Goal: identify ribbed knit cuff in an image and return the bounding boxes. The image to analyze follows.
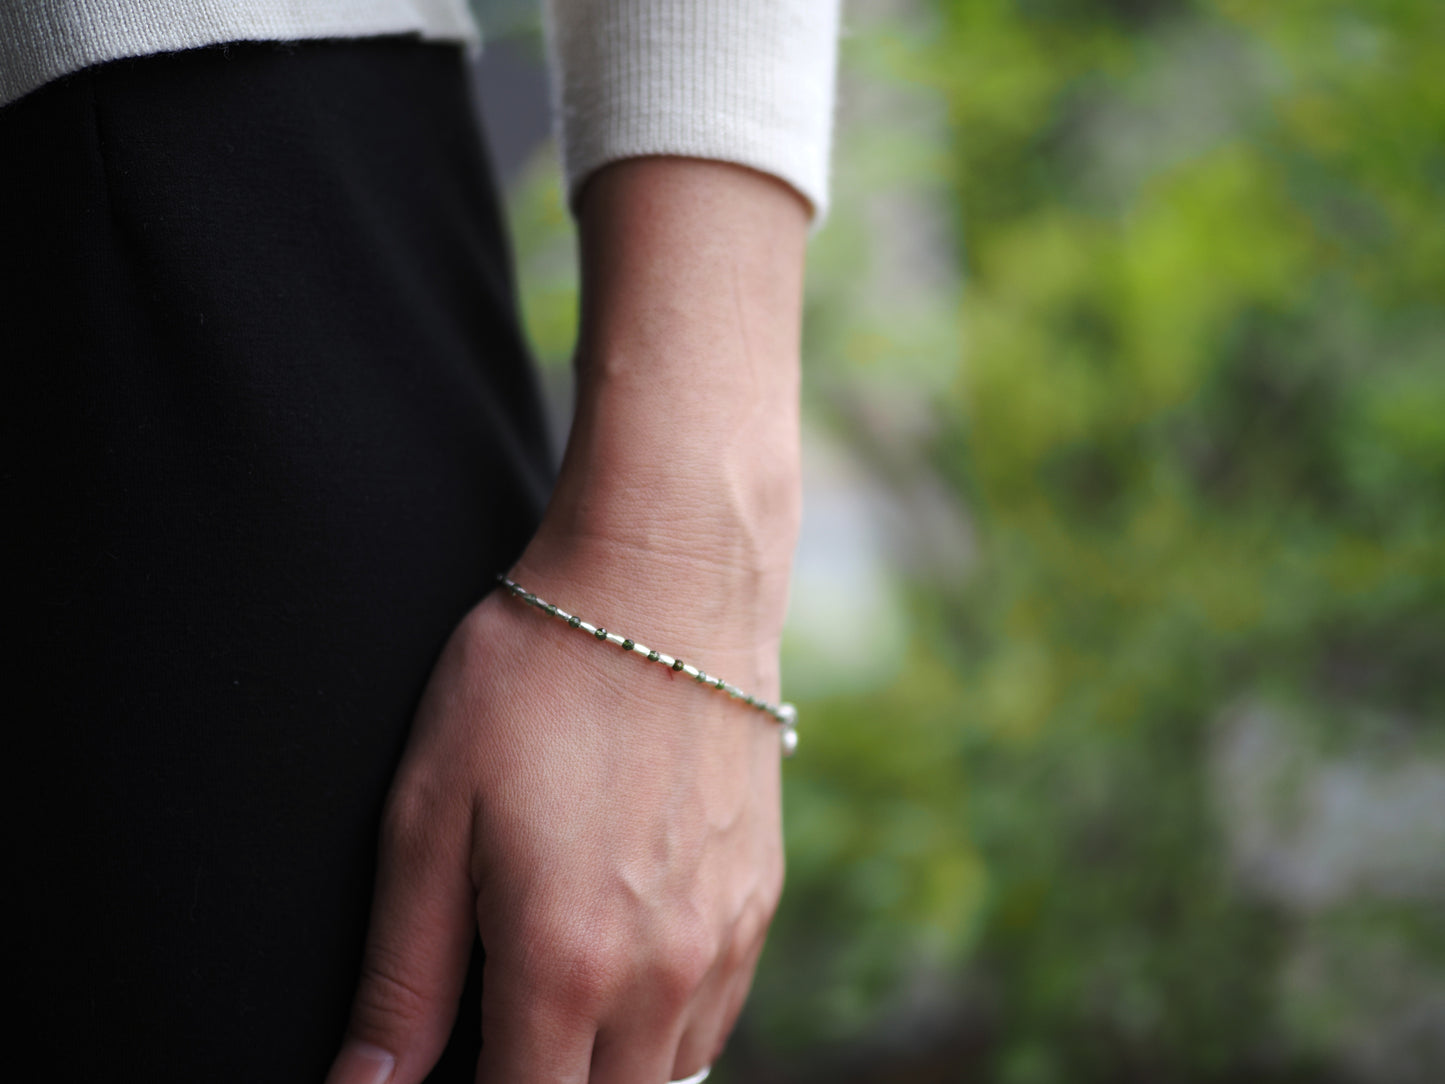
[543,0,839,224]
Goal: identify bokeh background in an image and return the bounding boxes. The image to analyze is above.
[471,1,1445,1080]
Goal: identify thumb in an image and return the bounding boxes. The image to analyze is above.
[327,781,476,1084]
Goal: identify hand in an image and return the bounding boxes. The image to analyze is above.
[325,544,787,1083]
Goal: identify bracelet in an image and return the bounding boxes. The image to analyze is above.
[496,575,799,756]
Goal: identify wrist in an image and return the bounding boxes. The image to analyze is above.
[498,544,790,704]
[513,400,799,669]
[506,156,809,662]
[542,358,801,566]
[519,441,799,664]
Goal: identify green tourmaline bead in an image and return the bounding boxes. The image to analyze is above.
[568,616,581,629]
[715,678,725,689]
[546,604,558,616]
[595,628,607,640]
[672,659,684,672]
[622,639,634,651]
[648,650,660,662]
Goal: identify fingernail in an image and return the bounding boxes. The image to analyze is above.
[325,1040,395,1084]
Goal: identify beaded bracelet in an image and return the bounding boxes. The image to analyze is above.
[497,575,798,756]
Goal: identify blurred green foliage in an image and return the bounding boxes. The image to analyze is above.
[505,1,1445,1079]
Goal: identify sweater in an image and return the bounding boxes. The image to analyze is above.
[0,0,839,217]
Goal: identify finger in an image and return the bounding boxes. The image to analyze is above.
[473,963,596,1084]
[327,781,475,1084]
[671,932,765,1079]
[668,946,734,1080]
[717,936,767,1061]
[589,1018,688,1084]
[587,925,717,1084]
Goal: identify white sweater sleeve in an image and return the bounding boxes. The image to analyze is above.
[542,0,841,222]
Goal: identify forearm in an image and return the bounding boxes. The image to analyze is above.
[518,155,810,660]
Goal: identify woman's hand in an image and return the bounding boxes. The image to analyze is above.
[326,546,787,1083]
[327,157,811,1083]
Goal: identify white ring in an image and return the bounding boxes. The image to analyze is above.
[670,1068,710,1084]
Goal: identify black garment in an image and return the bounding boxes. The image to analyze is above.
[2,37,552,1081]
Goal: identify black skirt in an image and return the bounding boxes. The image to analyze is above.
[2,36,553,1081]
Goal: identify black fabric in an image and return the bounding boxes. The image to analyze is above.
[1,37,553,1081]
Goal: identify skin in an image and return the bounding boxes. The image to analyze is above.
[325,155,810,1084]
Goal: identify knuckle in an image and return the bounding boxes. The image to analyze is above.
[654,924,719,1005]
[766,854,786,911]
[723,910,764,972]
[719,932,750,976]
[756,882,783,938]
[350,951,437,1039]
[721,888,780,974]
[536,928,623,1018]
[523,915,734,1019]
[559,953,616,1016]
[379,777,453,868]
